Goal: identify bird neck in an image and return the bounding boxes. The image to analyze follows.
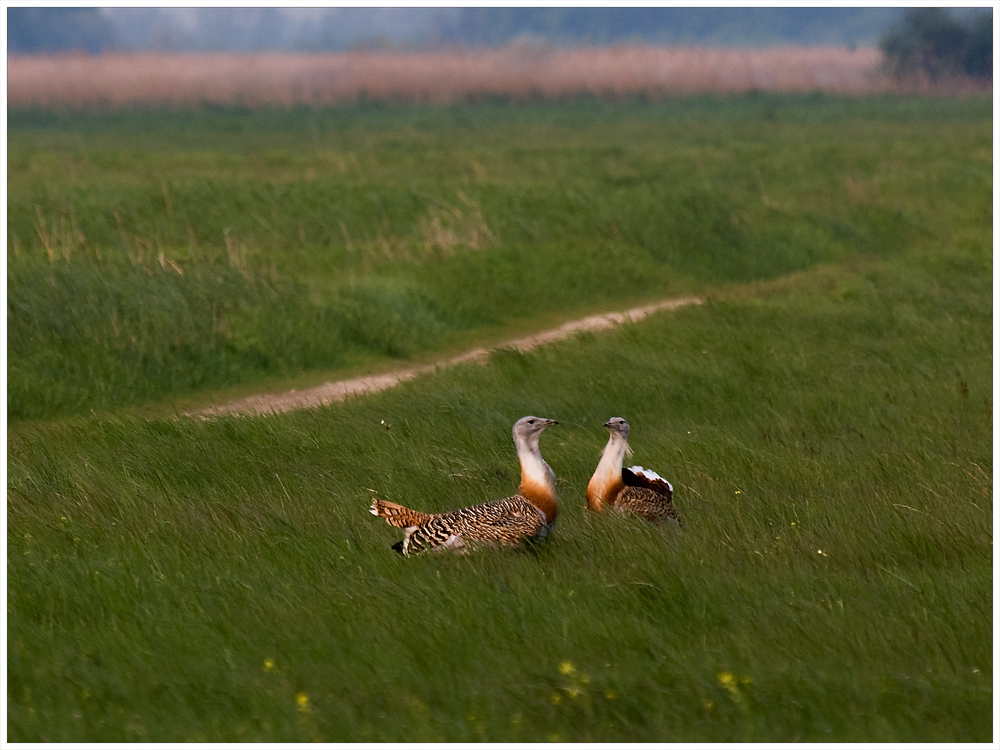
[586,433,628,511]
[515,435,558,524]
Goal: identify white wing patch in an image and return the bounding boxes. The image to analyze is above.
[628,465,674,493]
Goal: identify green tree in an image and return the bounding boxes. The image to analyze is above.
[962,12,993,79]
[880,8,992,80]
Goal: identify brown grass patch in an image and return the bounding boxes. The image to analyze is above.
[7,46,895,108]
[418,192,496,256]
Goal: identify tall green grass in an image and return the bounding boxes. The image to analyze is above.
[8,95,991,420]
[7,237,992,741]
[7,98,992,739]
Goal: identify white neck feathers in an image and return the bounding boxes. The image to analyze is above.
[596,432,628,479]
[514,431,557,523]
[587,432,629,510]
[514,432,555,492]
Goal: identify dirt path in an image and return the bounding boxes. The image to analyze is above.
[188,296,702,418]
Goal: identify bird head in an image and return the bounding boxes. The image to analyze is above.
[604,417,631,440]
[513,416,558,447]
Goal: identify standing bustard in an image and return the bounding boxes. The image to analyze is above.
[586,417,680,525]
[370,416,559,554]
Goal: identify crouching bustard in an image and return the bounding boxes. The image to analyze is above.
[370,416,559,554]
[586,417,680,525]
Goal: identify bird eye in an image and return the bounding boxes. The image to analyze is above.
[528,419,535,424]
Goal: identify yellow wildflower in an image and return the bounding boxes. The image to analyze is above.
[296,692,310,712]
[558,661,575,675]
[718,672,752,700]
[718,671,740,699]
[550,692,562,705]
[604,690,616,700]
[566,688,581,699]
[263,659,275,672]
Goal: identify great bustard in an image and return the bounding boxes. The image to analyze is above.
[586,417,679,525]
[370,416,559,554]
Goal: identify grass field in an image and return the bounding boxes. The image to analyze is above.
[7,95,991,421]
[6,95,993,741]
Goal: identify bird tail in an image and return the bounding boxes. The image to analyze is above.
[370,497,433,528]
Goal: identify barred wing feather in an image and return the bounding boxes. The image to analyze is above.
[619,465,680,525]
[372,494,549,555]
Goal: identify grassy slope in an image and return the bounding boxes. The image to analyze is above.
[7,96,992,741]
[7,95,991,420]
[7,240,992,741]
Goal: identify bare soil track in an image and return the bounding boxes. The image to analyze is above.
[189,296,702,418]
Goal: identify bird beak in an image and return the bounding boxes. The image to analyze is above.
[603,420,613,428]
[546,419,559,427]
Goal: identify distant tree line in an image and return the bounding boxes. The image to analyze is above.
[5,5,993,75]
[880,8,992,80]
[9,7,906,54]
[7,8,119,54]
[439,7,903,47]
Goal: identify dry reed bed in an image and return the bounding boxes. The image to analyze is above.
[7,46,887,108]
